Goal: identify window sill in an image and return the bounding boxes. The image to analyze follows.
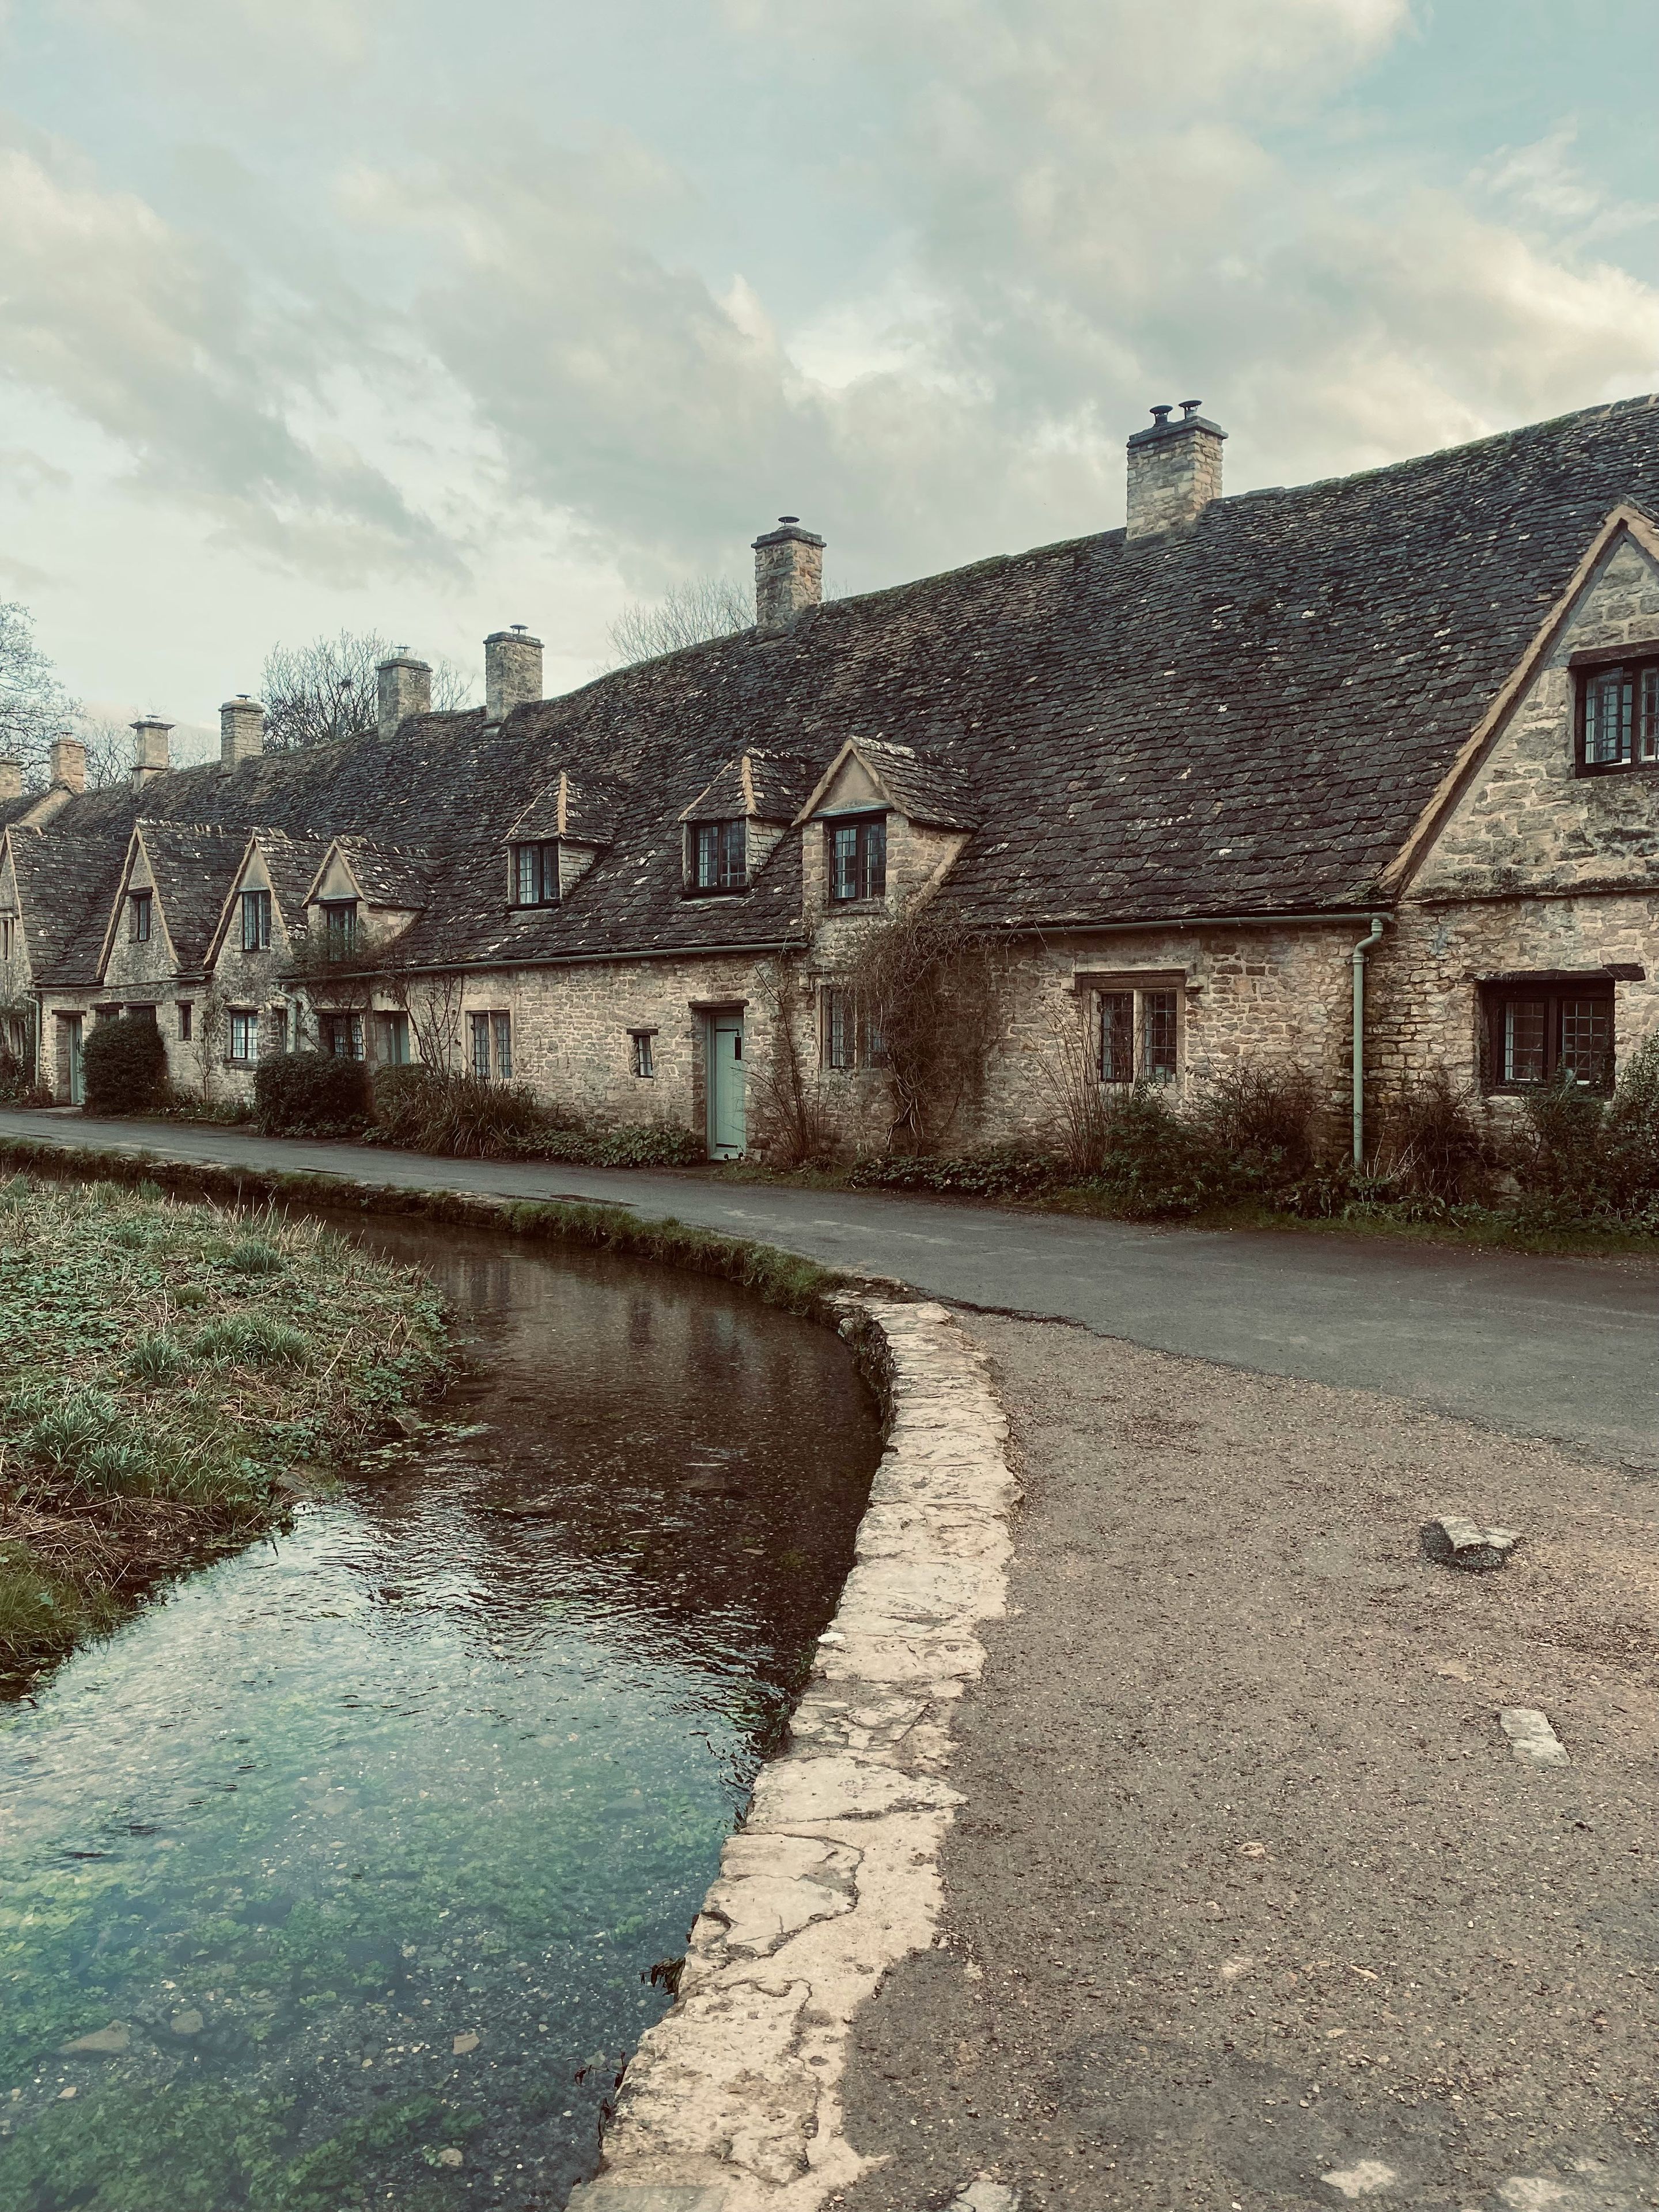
[1575,759,1659,780]
[505,902,559,914]
[682,886,750,900]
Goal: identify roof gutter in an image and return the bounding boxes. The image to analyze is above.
[1005,908,1392,940]
[291,936,805,982]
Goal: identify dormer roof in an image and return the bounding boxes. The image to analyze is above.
[504,770,624,848]
[679,750,821,827]
[96,821,248,980]
[302,837,435,911]
[794,739,980,832]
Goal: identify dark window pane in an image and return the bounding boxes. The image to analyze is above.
[827,988,855,1068]
[1558,997,1610,1085]
[1585,669,1634,765]
[1644,669,1659,764]
[1143,990,1178,1084]
[491,1013,512,1080]
[1100,991,1134,1083]
[1502,1000,1546,1084]
[860,820,886,899]
[830,824,858,900]
[469,1013,490,1080]
[720,819,747,889]
[695,825,718,889]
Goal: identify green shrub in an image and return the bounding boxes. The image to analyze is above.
[81,1013,168,1115]
[369,1065,544,1156]
[1377,1070,1494,1204]
[255,1051,370,1137]
[1080,1083,1218,1218]
[0,1040,46,1105]
[1193,1066,1320,1185]
[191,1315,310,1369]
[847,1149,1059,1199]
[368,1063,703,1166]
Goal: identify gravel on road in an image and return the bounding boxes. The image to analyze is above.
[834,1315,1659,2212]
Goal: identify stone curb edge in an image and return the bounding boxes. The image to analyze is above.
[568,1294,1020,2212]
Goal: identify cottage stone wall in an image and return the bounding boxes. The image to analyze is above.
[1415,532,1659,902]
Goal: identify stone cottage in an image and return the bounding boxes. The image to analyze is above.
[4,393,1659,1162]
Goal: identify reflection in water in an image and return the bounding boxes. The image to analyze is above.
[0,1222,879,2212]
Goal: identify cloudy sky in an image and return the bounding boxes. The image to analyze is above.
[3,0,1659,750]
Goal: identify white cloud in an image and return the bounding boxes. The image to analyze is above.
[0,123,454,581]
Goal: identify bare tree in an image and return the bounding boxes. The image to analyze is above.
[259,630,476,752]
[0,602,77,789]
[606,577,752,668]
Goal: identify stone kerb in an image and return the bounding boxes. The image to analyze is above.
[567,1296,1019,2212]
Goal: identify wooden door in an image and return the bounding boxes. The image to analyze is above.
[708,1016,747,1158]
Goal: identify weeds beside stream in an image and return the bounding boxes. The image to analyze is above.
[0,1175,448,1685]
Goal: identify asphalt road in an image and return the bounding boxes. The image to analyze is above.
[3,1108,1656,1466]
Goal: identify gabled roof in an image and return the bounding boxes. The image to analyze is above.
[13,391,1659,966]
[504,771,624,848]
[795,738,980,832]
[5,820,133,988]
[315,836,436,910]
[679,750,821,827]
[120,823,251,977]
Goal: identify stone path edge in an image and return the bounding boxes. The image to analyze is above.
[0,1133,1021,2211]
[568,1293,1019,2212]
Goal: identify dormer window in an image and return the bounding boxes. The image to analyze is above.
[688,820,747,895]
[128,891,152,943]
[323,900,358,959]
[241,889,271,951]
[827,816,885,902]
[512,840,559,907]
[1579,657,1659,774]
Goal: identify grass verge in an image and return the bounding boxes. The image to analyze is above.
[0,1136,860,1315]
[0,1172,449,1687]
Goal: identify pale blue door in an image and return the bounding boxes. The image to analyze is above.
[709,1016,746,1158]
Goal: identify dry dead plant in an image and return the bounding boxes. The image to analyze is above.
[842,906,1010,1152]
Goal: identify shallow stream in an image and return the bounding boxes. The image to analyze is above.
[0,1217,880,2211]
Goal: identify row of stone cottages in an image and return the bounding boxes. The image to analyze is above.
[3,393,1658,1162]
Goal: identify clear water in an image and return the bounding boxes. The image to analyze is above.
[0,1219,880,2212]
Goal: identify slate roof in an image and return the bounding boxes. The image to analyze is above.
[832,740,981,831]
[680,751,823,826]
[504,772,624,848]
[16,391,1659,979]
[6,821,130,987]
[132,824,252,975]
[329,838,435,909]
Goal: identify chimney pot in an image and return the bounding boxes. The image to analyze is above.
[376,652,432,740]
[752,516,825,631]
[484,628,543,721]
[50,736,86,794]
[0,759,22,803]
[1126,400,1225,540]
[131,716,173,791]
[220,696,266,768]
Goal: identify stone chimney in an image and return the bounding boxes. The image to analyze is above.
[50,736,86,793]
[1126,400,1225,539]
[131,717,173,791]
[752,517,824,631]
[220,696,266,768]
[484,627,542,722]
[377,650,432,739]
[0,760,21,802]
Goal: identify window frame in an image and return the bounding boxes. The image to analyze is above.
[377,1012,410,1066]
[825,814,887,904]
[820,984,885,1071]
[630,1029,656,1079]
[321,900,359,959]
[241,888,272,952]
[1480,976,1616,1096]
[128,890,152,944]
[510,840,560,908]
[1,915,17,962]
[1577,653,1659,777]
[469,1010,512,1082]
[227,1008,259,1065]
[686,819,748,896]
[320,1012,365,1061]
[1084,977,1183,1089]
[177,1001,193,1043]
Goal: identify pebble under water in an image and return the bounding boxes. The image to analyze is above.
[0,1217,881,2212]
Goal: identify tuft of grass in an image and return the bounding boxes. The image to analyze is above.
[0,1175,449,1683]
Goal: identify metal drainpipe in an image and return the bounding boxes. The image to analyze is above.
[1351,914,1387,1166]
